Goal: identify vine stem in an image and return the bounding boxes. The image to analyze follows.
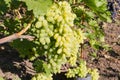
[17,22,31,36]
[0,22,34,44]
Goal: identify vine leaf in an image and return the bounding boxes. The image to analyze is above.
[83,0,112,22]
[83,0,106,11]
[21,0,53,17]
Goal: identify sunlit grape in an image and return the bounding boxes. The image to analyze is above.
[57,48,62,54]
[42,20,48,27]
[35,21,42,28]
[45,37,50,44]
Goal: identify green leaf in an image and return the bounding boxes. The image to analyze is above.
[83,0,111,22]
[10,39,36,58]
[83,0,107,11]
[33,60,51,74]
[20,0,53,17]
[34,60,44,72]
[83,0,97,9]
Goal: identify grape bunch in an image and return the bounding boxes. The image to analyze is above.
[11,1,85,78]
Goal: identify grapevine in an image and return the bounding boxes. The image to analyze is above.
[10,1,85,79]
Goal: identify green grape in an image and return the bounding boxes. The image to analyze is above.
[35,21,42,28]
[49,48,53,52]
[38,16,45,21]
[44,45,48,49]
[45,28,50,33]
[68,56,77,66]
[39,37,45,45]
[39,33,46,37]
[59,40,63,47]
[58,27,63,33]
[47,64,51,69]
[41,29,46,33]
[57,48,62,54]
[63,42,70,48]
[48,31,54,37]
[32,47,37,52]
[42,20,48,27]
[63,48,68,54]
[55,41,59,47]
[45,37,50,44]
[54,14,60,21]
[61,37,66,43]
[56,36,61,42]
[48,24,54,30]
[56,16,63,22]
[46,17,55,24]
[65,36,71,42]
